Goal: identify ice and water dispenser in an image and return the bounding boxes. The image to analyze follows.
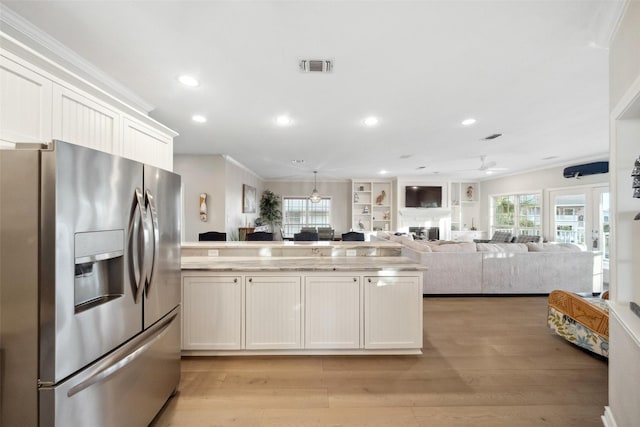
[74,229,124,312]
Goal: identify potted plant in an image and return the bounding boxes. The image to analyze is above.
[259,190,282,233]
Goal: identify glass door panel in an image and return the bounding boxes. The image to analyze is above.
[552,192,587,245]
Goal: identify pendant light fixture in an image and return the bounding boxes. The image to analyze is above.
[309,171,321,203]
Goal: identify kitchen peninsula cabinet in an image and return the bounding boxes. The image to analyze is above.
[182,275,242,350]
[181,244,425,356]
[304,276,361,349]
[245,275,302,349]
[364,275,422,349]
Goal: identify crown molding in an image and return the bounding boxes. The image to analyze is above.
[222,155,264,181]
[0,3,154,113]
[592,0,631,49]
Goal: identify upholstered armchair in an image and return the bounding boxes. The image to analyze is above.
[547,290,609,357]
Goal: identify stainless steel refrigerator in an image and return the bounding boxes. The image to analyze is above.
[0,140,181,427]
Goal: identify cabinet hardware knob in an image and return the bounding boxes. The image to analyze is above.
[353,278,357,282]
[368,278,372,283]
[248,278,252,283]
[234,278,238,283]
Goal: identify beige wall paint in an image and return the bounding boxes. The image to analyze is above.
[265,180,351,235]
[478,163,609,236]
[610,1,640,109]
[174,154,226,241]
[607,3,640,426]
[225,157,264,240]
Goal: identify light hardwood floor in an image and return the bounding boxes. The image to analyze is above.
[152,297,608,426]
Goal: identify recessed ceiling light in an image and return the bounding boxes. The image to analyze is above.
[276,115,292,126]
[486,170,494,175]
[461,118,476,126]
[379,170,388,174]
[178,75,199,87]
[363,117,379,126]
[192,115,207,123]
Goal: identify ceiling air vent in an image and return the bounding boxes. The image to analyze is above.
[299,59,333,73]
[483,133,503,140]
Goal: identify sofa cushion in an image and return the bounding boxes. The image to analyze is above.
[403,239,432,252]
[514,235,541,243]
[390,234,414,243]
[489,231,513,243]
[476,243,528,253]
[431,242,477,252]
[526,242,582,252]
[376,231,392,240]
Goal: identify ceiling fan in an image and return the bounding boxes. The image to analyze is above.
[477,155,508,173]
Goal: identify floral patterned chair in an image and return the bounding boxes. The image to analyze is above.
[547,290,609,357]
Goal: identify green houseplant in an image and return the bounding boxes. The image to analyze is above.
[259,190,282,233]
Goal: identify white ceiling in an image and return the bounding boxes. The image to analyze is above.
[1,0,623,181]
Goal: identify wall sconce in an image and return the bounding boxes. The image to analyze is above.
[200,193,207,222]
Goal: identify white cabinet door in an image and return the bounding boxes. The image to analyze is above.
[245,275,301,349]
[122,116,173,170]
[52,83,120,154]
[0,56,52,145]
[304,276,361,349]
[364,275,423,349]
[182,275,242,350]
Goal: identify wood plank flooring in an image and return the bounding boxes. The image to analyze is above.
[151,297,608,426]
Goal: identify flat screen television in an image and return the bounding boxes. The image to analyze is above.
[405,186,442,208]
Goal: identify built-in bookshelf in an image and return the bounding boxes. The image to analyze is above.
[351,180,392,232]
[450,182,484,241]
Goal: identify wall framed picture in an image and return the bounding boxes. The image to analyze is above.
[242,184,256,213]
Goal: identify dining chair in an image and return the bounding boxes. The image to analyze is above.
[341,231,365,241]
[198,231,227,241]
[294,232,319,241]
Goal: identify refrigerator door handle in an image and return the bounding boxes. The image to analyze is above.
[145,189,160,294]
[132,188,147,304]
[65,309,178,398]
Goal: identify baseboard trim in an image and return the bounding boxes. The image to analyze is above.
[602,406,618,427]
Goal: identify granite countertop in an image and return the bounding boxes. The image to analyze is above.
[181,256,427,272]
[182,241,402,249]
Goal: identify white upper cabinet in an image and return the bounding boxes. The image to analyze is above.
[122,116,173,171]
[52,83,121,154]
[0,56,52,146]
[0,48,176,169]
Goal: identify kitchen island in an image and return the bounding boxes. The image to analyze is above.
[181,241,426,356]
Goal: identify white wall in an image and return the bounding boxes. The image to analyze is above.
[174,154,226,241]
[265,180,351,235]
[175,154,265,241]
[607,3,640,426]
[224,156,264,240]
[478,163,609,238]
[610,2,640,109]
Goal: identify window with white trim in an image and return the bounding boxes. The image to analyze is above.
[282,197,331,237]
[490,193,542,237]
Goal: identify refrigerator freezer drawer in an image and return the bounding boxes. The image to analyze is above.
[39,306,181,427]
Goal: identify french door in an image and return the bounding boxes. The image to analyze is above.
[549,185,609,256]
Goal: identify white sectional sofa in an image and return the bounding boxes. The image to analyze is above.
[375,233,602,294]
